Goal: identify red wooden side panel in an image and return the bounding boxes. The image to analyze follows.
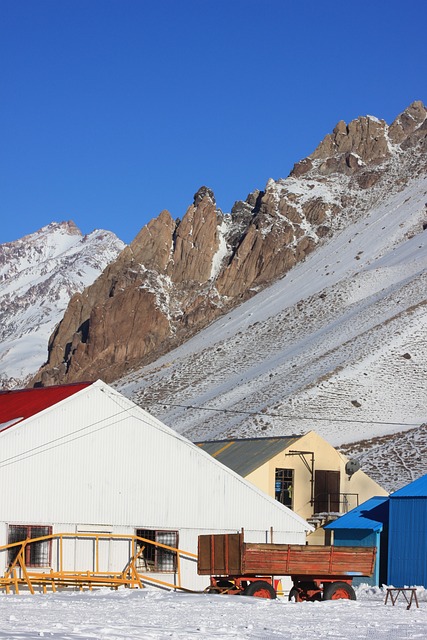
[198,534,242,575]
[197,534,376,579]
[241,544,376,577]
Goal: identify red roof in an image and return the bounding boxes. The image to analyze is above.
[0,382,93,431]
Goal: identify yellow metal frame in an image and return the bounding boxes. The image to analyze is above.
[0,532,197,595]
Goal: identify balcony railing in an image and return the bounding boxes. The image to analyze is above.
[313,492,359,516]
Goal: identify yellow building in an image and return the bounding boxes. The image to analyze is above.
[197,430,387,544]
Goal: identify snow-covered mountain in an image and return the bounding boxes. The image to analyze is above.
[113,103,427,492]
[115,173,426,445]
[0,221,125,389]
[32,102,427,395]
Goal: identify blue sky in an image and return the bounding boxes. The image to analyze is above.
[1,0,426,245]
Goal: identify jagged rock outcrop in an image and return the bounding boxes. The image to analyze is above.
[0,222,124,389]
[34,188,225,386]
[33,101,427,386]
[389,100,427,147]
[292,100,427,181]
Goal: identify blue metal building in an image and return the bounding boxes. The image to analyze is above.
[325,496,389,586]
[388,474,427,587]
[326,473,427,587]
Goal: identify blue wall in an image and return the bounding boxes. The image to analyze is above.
[388,497,427,587]
[333,529,380,586]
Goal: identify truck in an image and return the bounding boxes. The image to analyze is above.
[198,533,376,601]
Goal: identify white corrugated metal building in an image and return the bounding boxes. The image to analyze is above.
[0,380,311,590]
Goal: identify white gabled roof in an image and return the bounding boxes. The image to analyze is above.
[0,379,312,534]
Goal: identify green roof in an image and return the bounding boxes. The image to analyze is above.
[196,435,300,477]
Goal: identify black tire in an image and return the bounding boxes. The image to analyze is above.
[323,581,356,601]
[243,580,276,599]
[288,586,300,602]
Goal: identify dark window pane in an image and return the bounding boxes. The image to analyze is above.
[156,531,177,572]
[137,529,156,568]
[275,468,294,508]
[136,529,177,572]
[8,526,27,565]
[8,525,52,567]
[28,527,51,566]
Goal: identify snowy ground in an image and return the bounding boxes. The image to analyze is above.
[0,587,426,640]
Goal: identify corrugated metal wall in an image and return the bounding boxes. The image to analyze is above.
[0,382,308,535]
[388,497,427,587]
[0,382,309,590]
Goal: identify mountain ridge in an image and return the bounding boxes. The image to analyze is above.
[32,101,427,390]
[114,171,427,491]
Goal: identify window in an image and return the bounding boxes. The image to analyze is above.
[8,525,52,567]
[136,529,178,572]
[275,468,294,508]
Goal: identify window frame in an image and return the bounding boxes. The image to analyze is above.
[7,524,53,568]
[135,528,178,573]
[275,468,294,509]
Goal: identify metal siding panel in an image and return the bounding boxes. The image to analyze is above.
[390,474,427,498]
[196,437,299,477]
[388,497,427,587]
[334,531,378,546]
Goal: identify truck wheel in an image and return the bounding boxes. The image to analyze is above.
[288,587,300,602]
[323,581,356,601]
[243,580,276,599]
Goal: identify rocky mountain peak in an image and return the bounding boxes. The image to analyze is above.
[291,101,427,179]
[389,100,427,147]
[193,186,216,207]
[31,102,427,388]
[61,220,81,235]
[309,114,389,173]
[128,209,175,270]
[170,186,221,284]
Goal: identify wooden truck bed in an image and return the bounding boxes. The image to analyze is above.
[198,533,376,578]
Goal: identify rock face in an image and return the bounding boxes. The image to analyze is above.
[0,222,125,389]
[33,102,427,386]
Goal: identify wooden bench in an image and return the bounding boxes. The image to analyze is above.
[385,587,419,609]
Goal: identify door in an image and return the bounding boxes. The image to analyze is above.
[314,470,340,513]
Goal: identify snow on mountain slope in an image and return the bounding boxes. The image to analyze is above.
[116,173,427,462]
[0,221,125,388]
[339,424,427,493]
